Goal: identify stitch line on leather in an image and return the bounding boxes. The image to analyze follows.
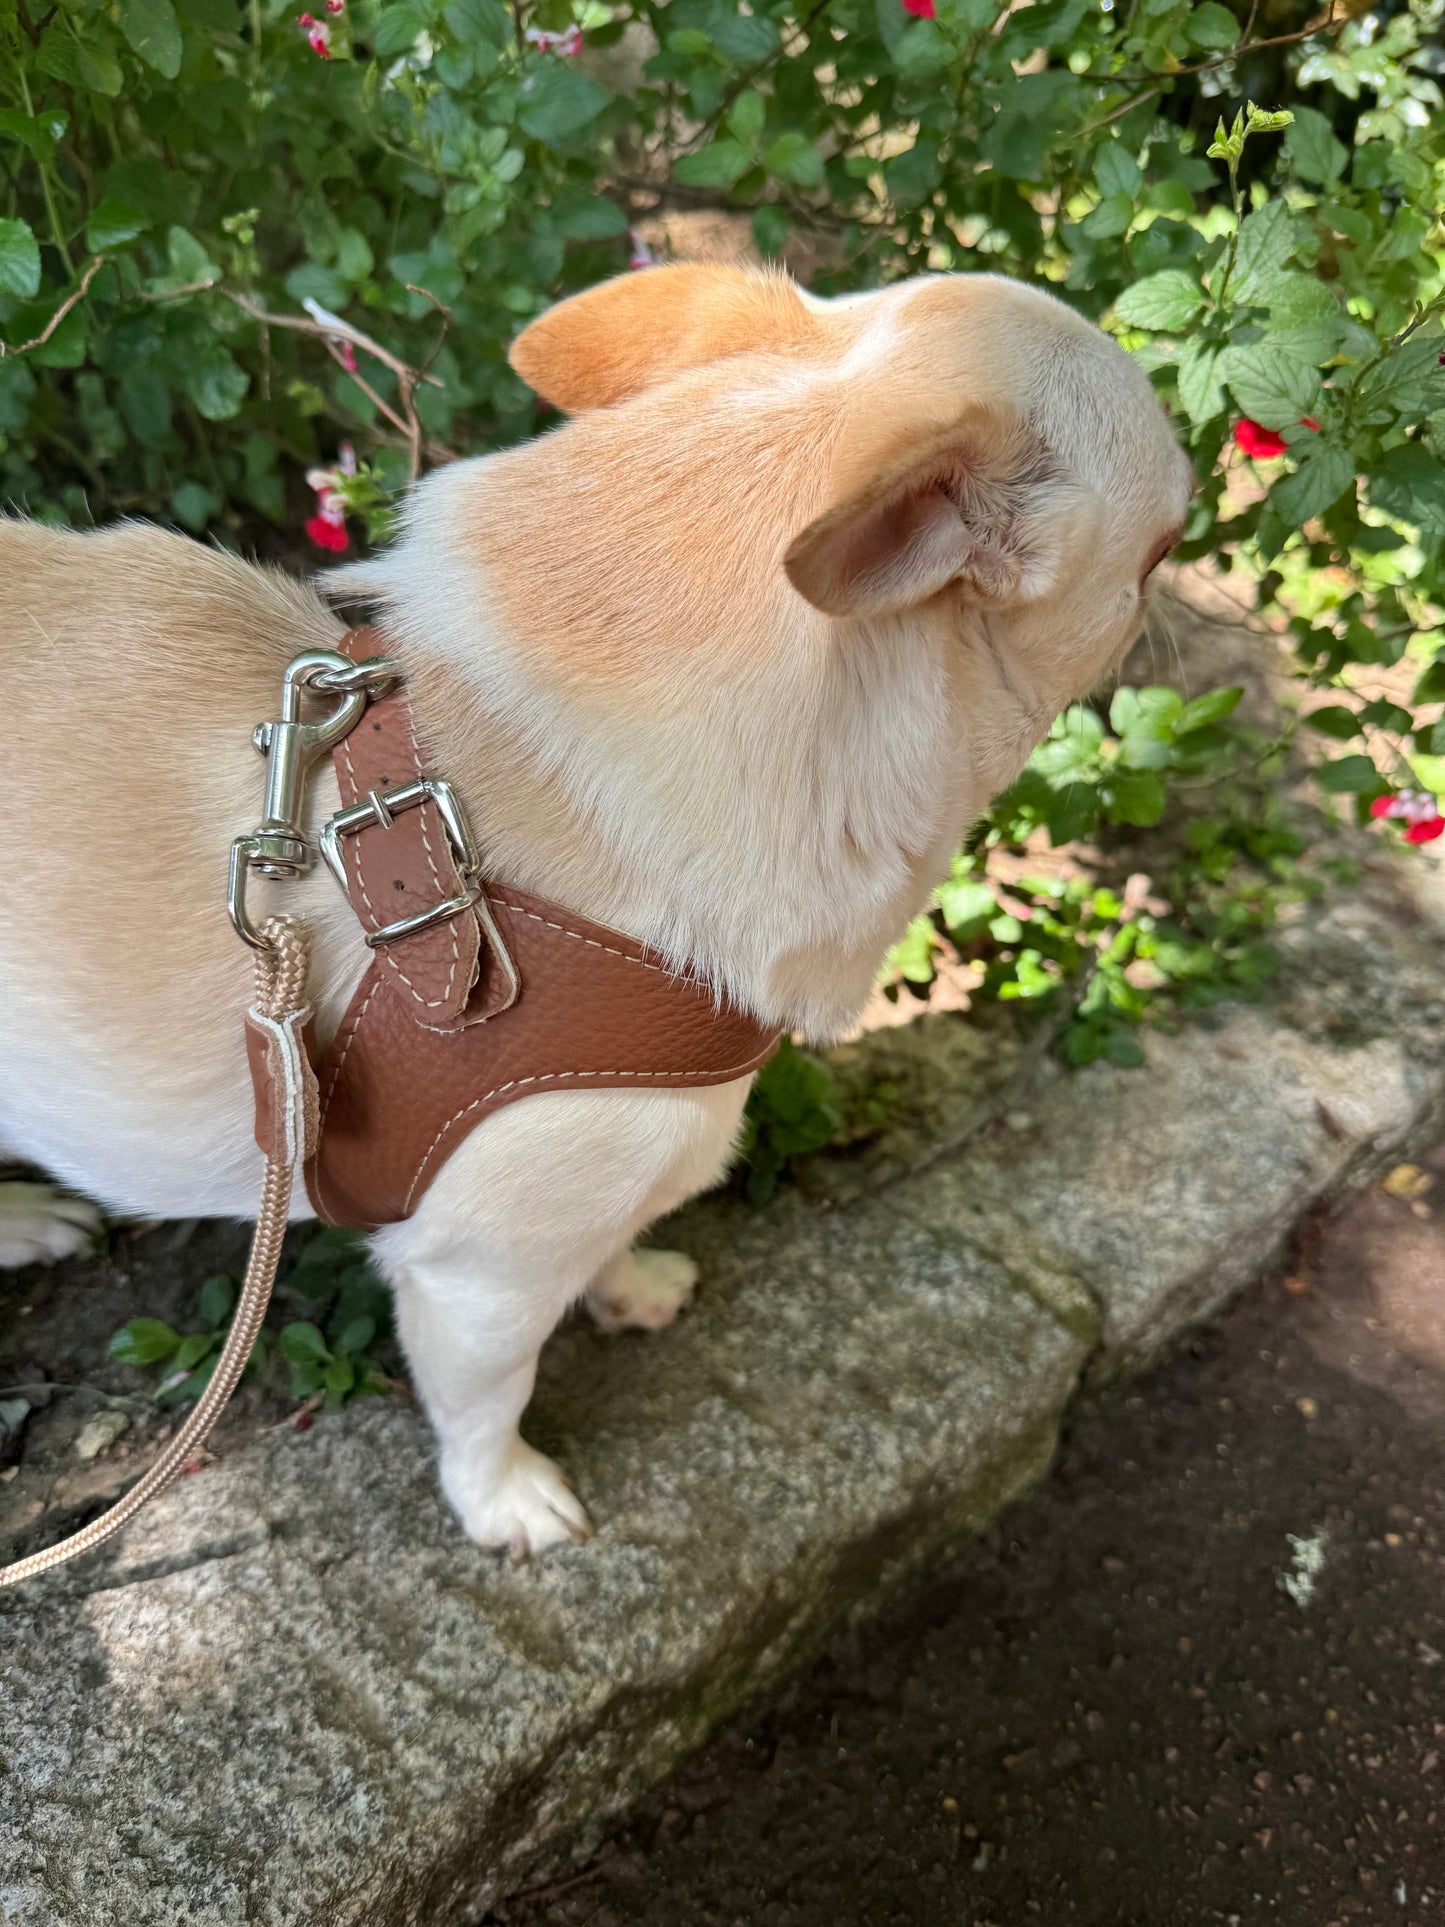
[400,1056,771,1213]
[487,898,703,984]
[335,714,462,1013]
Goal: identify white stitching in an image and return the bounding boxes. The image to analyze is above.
[487,898,693,980]
[399,1053,773,1213]
[335,694,462,1013]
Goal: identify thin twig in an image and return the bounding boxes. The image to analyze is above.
[0,254,106,359]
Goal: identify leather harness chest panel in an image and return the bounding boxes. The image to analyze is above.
[294,628,780,1230]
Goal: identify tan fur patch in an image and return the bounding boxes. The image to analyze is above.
[508,263,820,414]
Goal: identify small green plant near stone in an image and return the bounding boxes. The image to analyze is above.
[739,1037,897,1204]
[109,1227,393,1411]
[108,1271,263,1408]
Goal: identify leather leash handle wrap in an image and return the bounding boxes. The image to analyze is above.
[0,918,313,1589]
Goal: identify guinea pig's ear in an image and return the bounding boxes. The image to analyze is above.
[509,263,816,414]
[784,407,1091,619]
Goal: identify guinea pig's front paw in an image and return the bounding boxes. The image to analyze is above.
[442,1438,594,1560]
[0,1182,102,1269]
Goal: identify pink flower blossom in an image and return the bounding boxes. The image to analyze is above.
[628,226,656,271]
[297,11,331,55]
[325,0,345,13]
[526,23,582,53]
[901,0,936,15]
[337,339,358,374]
[1370,788,1444,843]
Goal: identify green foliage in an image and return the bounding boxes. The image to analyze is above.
[6,0,1445,1173]
[109,1230,393,1412]
[739,1037,895,1203]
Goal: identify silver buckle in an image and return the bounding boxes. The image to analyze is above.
[320,777,483,949]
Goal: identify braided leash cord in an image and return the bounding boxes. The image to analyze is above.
[0,916,310,1589]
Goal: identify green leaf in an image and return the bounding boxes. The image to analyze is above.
[1175,340,1224,424]
[170,480,223,529]
[284,260,347,310]
[1263,272,1338,329]
[333,1315,377,1358]
[0,220,42,302]
[1369,445,1445,535]
[1304,705,1362,740]
[1315,754,1379,794]
[372,2,430,56]
[86,198,151,251]
[120,0,183,76]
[517,63,612,143]
[196,1272,236,1329]
[280,1321,331,1366]
[173,1331,217,1371]
[1285,105,1347,185]
[1094,141,1142,200]
[1269,443,1354,525]
[0,108,68,162]
[1175,686,1243,732]
[1105,769,1167,826]
[1221,344,1321,431]
[674,139,751,189]
[185,349,248,420]
[1355,333,1445,422]
[763,132,824,188]
[1114,270,1204,332]
[443,0,511,44]
[110,1318,182,1366]
[710,9,779,63]
[1186,0,1238,48]
[888,915,938,984]
[727,88,765,146]
[937,877,996,936]
[752,205,790,258]
[323,1357,356,1396]
[36,22,83,86]
[1080,191,1134,240]
[883,139,941,205]
[551,194,628,240]
[1229,201,1300,305]
[78,41,126,95]
[168,225,219,284]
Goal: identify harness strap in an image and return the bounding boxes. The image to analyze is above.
[305,628,781,1230]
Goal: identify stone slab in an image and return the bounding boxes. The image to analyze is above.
[3,868,1444,1925]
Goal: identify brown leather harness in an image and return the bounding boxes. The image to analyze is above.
[1,626,784,1586]
[248,627,780,1231]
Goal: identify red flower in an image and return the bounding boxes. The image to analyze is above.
[1371,788,1443,843]
[901,0,936,14]
[1234,416,1321,460]
[1233,418,1286,458]
[306,513,348,553]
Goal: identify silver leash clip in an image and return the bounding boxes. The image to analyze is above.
[228,648,399,951]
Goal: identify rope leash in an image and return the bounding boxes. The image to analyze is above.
[0,918,310,1589]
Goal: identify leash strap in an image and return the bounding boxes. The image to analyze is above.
[0,918,312,1589]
